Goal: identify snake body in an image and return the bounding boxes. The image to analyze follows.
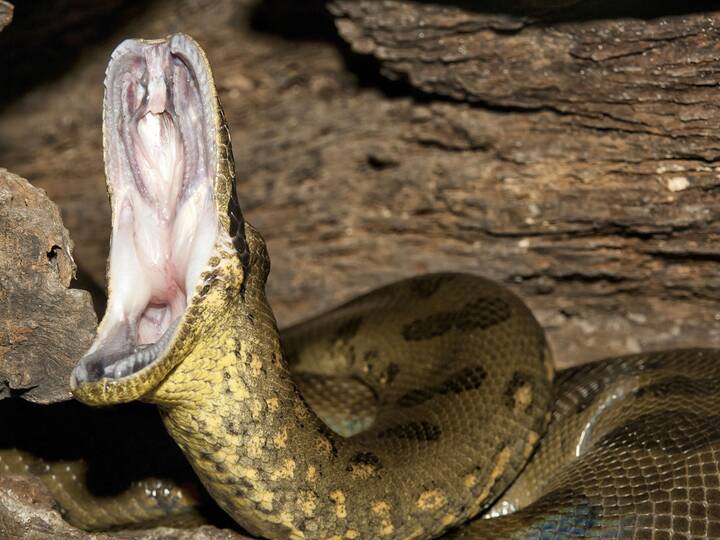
[0,400,212,531]
[4,33,720,539]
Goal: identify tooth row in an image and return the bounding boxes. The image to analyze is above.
[105,345,155,379]
[104,318,181,379]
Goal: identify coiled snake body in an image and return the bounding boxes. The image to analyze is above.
[5,34,720,539]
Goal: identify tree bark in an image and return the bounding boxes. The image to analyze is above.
[1,0,720,367]
[0,169,96,403]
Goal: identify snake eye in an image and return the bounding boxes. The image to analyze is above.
[71,35,218,387]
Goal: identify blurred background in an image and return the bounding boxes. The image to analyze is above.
[2,0,720,368]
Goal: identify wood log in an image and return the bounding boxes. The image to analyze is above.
[1,0,719,367]
[0,169,96,403]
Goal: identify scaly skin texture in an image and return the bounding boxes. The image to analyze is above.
[61,33,720,539]
[0,451,202,531]
[0,400,211,532]
[146,261,552,539]
[453,348,720,539]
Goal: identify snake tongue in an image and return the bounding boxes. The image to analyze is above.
[71,34,218,388]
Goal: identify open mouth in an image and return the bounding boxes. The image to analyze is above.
[71,35,218,387]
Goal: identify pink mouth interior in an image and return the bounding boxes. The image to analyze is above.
[72,35,218,385]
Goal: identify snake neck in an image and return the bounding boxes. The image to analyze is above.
[142,228,496,540]
[143,225,335,539]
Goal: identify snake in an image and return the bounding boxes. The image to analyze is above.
[4,33,720,539]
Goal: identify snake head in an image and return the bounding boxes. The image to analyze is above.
[71,33,248,405]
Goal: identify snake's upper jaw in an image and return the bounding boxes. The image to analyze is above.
[71,34,227,402]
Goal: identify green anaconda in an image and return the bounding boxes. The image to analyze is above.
[4,33,720,539]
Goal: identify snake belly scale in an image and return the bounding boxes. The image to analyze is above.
[0,33,718,540]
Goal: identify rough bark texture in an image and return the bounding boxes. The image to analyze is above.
[324,1,720,365]
[1,0,720,374]
[0,169,96,403]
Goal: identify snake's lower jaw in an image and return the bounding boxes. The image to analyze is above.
[70,319,181,403]
[71,34,225,404]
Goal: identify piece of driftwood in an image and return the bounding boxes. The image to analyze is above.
[0,169,96,403]
[2,0,720,367]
